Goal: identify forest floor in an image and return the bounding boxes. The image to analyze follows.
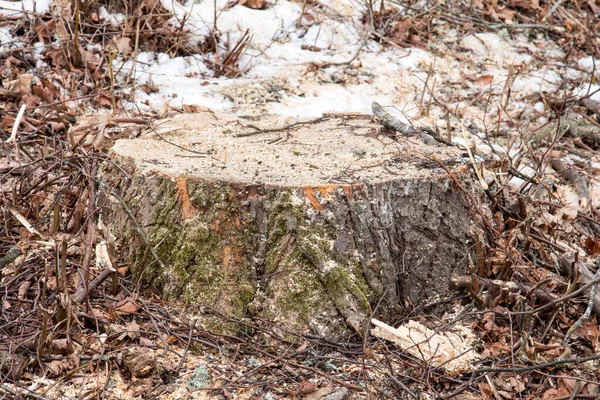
[1,0,600,398]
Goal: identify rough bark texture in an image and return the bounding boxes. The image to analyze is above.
[100,112,482,337]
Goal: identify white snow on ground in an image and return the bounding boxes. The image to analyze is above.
[3,0,599,143]
[2,0,598,126]
[574,83,600,102]
[107,0,599,135]
[2,0,598,168]
[0,26,13,50]
[0,0,51,16]
[579,56,599,72]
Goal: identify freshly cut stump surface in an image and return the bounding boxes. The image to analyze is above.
[102,111,480,336]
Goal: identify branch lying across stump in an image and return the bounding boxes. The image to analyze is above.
[371,102,418,135]
[371,102,457,147]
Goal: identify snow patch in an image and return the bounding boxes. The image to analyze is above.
[0,0,51,16]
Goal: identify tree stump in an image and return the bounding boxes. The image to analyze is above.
[101,112,481,336]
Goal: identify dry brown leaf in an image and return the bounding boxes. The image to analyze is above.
[542,388,561,399]
[372,319,479,374]
[33,84,55,103]
[139,337,154,347]
[51,0,72,41]
[584,237,600,256]
[48,338,73,355]
[565,20,573,31]
[1,114,15,132]
[17,281,31,301]
[509,0,540,10]
[46,354,79,378]
[115,37,132,57]
[114,294,139,315]
[122,347,154,378]
[141,83,159,94]
[183,104,206,113]
[304,384,335,400]
[114,320,141,342]
[472,0,484,9]
[45,46,68,68]
[589,0,600,14]
[296,379,318,395]
[301,44,322,52]
[297,342,308,352]
[479,311,497,333]
[239,0,265,9]
[557,373,580,396]
[1,74,33,97]
[22,93,42,107]
[574,318,599,349]
[560,206,578,221]
[475,74,494,85]
[487,5,500,22]
[48,121,67,131]
[488,341,511,356]
[79,47,101,68]
[509,376,525,393]
[0,350,27,380]
[532,340,564,360]
[96,93,116,109]
[496,6,516,22]
[42,77,61,98]
[4,55,22,69]
[478,382,494,400]
[46,276,58,290]
[35,20,55,43]
[91,307,111,322]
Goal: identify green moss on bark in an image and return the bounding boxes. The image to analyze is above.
[119,178,374,333]
[128,177,256,318]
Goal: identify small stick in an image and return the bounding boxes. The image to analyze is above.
[458,121,488,190]
[564,263,600,345]
[419,62,434,115]
[8,206,43,237]
[72,269,114,304]
[542,0,566,22]
[371,102,417,134]
[234,117,329,137]
[297,0,307,28]
[5,104,26,144]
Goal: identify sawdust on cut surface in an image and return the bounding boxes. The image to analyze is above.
[111,112,468,186]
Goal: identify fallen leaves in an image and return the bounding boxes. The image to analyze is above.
[239,0,267,9]
[113,294,139,315]
[371,319,480,375]
[0,74,34,97]
[121,347,156,378]
[474,74,494,85]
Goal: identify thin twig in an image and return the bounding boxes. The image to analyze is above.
[474,352,600,373]
[234,117,330,137]
[564,263,600,345]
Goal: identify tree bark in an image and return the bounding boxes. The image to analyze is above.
[100,112,482,336]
